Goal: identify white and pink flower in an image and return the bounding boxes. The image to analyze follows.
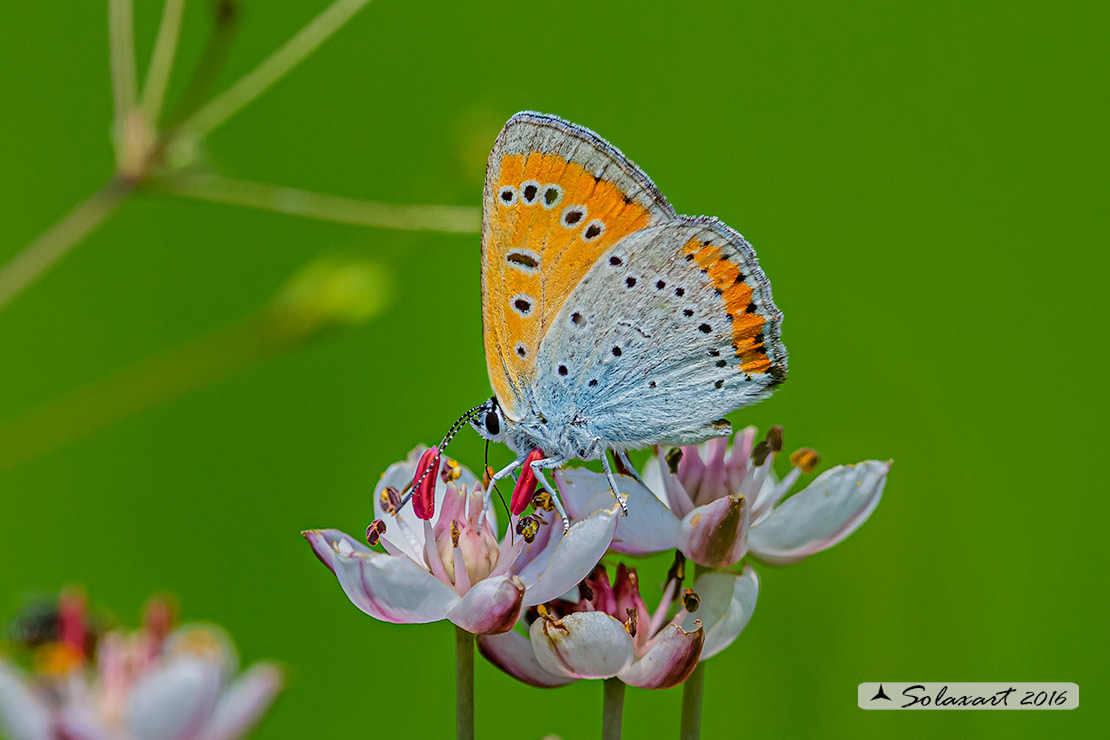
[557,427,891,568]
[0,593,282,740]
[478,561,759,689]
[304,447,619,635]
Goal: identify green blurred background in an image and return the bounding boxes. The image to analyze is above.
[1,0,1104,737]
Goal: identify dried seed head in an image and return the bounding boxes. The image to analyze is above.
[365,519,386,546]
[682,588,701,613]
[789,447,820,474]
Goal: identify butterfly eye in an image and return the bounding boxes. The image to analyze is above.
[498,186,518,206]
[484,410,500,436]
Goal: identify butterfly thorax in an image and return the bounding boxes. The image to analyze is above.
[501,407,608,462]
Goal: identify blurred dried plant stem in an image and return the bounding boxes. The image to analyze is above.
[0,0,480,314]
[0,257,387,473]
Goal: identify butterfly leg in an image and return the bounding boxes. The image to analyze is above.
[600,451,631,517]
[483,455,527,511]
[529,456,570,533]
[614,449,646,486]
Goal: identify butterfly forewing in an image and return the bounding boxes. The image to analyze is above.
[482,112,675,419]
[532,217,787,447]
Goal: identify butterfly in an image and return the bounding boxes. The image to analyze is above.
[413,112,786,531]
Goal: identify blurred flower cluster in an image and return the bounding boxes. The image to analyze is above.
[0,591,281,740]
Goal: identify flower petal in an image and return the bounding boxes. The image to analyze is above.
[477,630,576,688]
[447,576,524,634]
[681,566,759,660]
[748,460,890,565]
[55,708,111,740]
[677,495,750,568]
[520,505,619,607]
[196,663,283,740]
[529,612,635,680]
[645,448,695,517]
[125,656,221,740]
[556,469,679,555]
[639,453,672,509]
[617,623,704,689]
[0,662,50,740]
[303,529,458,623]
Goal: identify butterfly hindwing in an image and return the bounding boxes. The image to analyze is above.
[482,112,676,419]
[532,217,787,447]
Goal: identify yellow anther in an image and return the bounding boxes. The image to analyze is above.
[766,426,784,452]
[34,643,83,676]
[624,609,638,638]
[450,520,461,548]
[170,627,224,662]
[789,448,820,474]
[516,516,540,544]
[379,486,401,514]
[442,458,462,482]
[531,489,556,513]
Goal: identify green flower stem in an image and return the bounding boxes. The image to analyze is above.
[679,661,705,740]
[455,627,475,740]
[108,0,138,122]
[177,0,373,142]
[141,0,188,120]
[0,257,384,473]
[158,173,481,233]
[0,183,129,314]
[603,678,626,740]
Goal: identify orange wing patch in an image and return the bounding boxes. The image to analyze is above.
[484,152,651,414]
[682,238,771,375]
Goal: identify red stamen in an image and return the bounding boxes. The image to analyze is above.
[411,447,441,520]
[510,449,544,516]
[58,589,86,657]
[143,596,175,647]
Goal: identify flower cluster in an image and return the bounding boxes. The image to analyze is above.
[0,591,282,740]
[305,427,889,696]
[478,560,758,690]
[558,426,891,568]
[304,448,619,635]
